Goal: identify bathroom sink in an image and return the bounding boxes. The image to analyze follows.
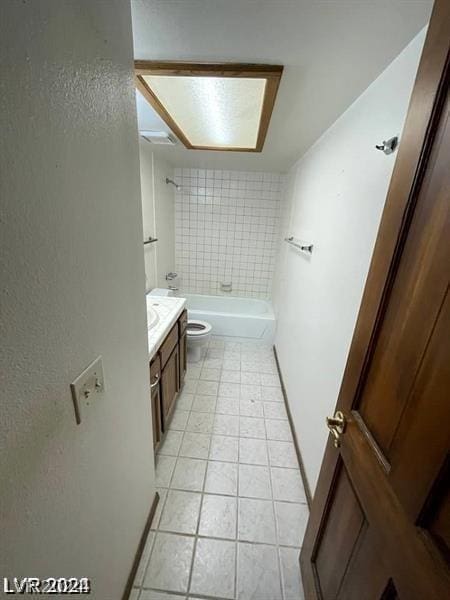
[147,305,160,331]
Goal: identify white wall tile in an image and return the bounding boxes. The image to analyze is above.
[175,168,285,297]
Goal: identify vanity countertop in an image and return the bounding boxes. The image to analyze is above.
[146,294,187,360]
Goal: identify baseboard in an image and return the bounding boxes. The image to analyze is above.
[122,491,159,600]
[273,345,312,508]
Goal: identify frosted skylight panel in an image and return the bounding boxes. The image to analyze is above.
[142,75,266,149]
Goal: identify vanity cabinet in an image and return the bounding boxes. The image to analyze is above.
[149,309,188,448]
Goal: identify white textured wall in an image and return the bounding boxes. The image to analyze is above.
[0,2,155,598]
[140,138,158,292]
[273,30,426,493]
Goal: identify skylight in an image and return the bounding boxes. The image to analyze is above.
[135,63,283,152]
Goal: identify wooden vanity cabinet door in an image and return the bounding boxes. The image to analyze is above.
[178,310,188,335]
[149,356,162,450]
[179,331,187,388]
[160,322,179,368]
[161,344,180,428]
[178,309,188,388]
[151,384,162,451]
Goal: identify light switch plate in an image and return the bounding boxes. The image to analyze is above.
[70,356,105,424]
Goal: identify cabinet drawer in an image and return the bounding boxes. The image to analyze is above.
[160,322,179,368]
[178,309,188,336]
[150,355,161,387]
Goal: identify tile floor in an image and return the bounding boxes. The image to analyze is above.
[132,337,307,600]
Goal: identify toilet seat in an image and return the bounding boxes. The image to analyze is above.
[187,320,212,337]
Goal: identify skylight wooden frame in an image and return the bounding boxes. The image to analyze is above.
[134,61,283,152]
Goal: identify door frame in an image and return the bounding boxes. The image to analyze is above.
[300,0,450,596]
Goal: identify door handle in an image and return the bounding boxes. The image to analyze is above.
[150,373,160,389]
[326,410,346,448]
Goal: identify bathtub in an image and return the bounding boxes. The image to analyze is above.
[182,294,275,341]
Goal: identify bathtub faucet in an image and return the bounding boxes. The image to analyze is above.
[166,272,178,281]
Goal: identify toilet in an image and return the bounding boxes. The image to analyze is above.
[186,319,212,362]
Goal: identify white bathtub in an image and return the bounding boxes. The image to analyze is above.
[183,294,275,341]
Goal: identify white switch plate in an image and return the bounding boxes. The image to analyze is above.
[70,356,105,424]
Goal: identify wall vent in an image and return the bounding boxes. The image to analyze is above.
[140,130,177,145]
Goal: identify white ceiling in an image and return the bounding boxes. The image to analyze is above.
[131,0,432,173]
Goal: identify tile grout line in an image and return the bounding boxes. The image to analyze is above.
[185,343,210,599]
[235,410,240,600]
[152,486,307,507]
[218,349,238,600]
[187,341,226,599]
[145,526,305,550]
[266,415,285,600]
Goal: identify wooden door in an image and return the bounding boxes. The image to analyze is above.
[161,345,179,428]
[301,2,450,598]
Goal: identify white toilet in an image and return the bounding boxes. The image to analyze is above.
[187,319,212,362]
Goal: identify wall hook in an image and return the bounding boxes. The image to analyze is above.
[375,136,398,155]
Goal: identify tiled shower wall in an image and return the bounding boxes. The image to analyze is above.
[174,168,285,298]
